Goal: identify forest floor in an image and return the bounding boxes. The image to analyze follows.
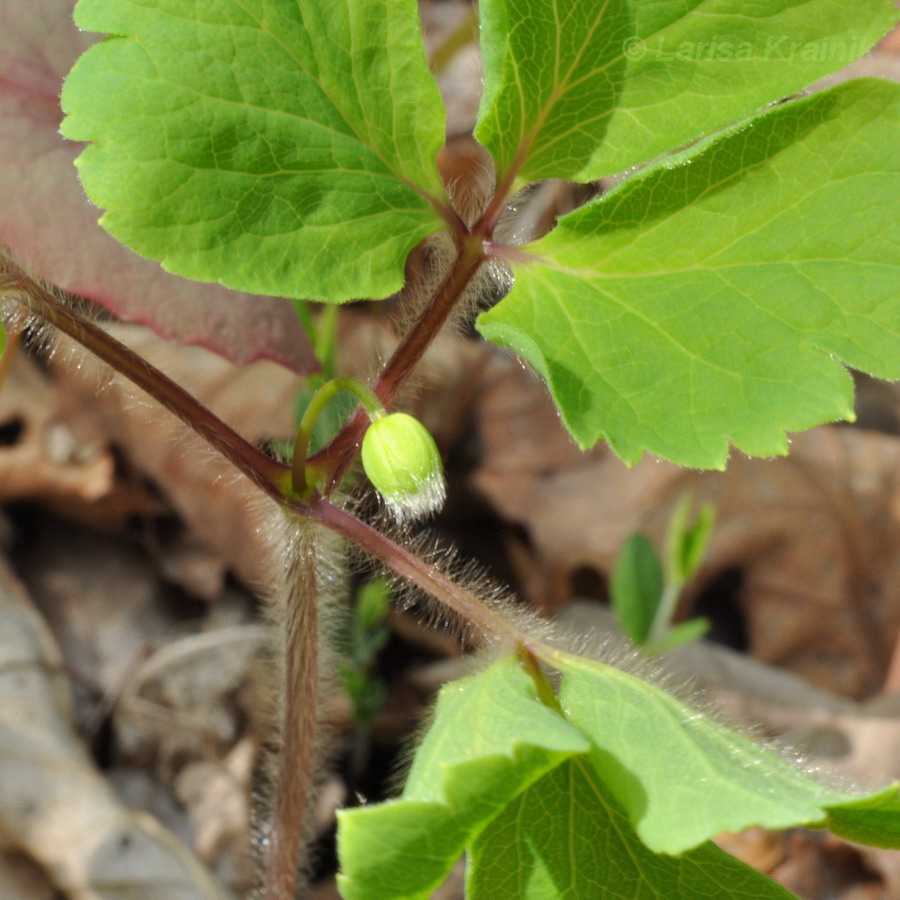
[0,3,898,899]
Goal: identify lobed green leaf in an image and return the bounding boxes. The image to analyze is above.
[61,0,448,302]
[339,650,900,898]
[479,79,900,467]
[824,785,900,849]
[475,0,897,183]
[553,651,898,855]
[336,657,588,899]
[468,756,800,899]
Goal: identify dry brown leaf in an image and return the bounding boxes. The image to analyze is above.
[175,737,256,865]
[768,831,886,900]
[0,552,231,898]
[17,510,267,886]
[115,626,267,777]
[473,358,900,699]
[0,349,113,507]
[52,326,294,592]
[714,827,787,877]
[831,692,900,790]
[19,518,193,728]
[0,852,56,899]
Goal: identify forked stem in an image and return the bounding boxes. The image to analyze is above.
[291,377,384,495]
[308,234,486,493]
[2,248,526,899]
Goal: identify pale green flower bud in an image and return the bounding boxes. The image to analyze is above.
[361,412,445,520]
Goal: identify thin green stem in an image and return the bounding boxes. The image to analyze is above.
[308,235,486,493]
[516,644,563,713]
[315,303,341,379]
[648,581,681,647]
[291,377,385,495]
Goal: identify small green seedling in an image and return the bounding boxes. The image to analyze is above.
[291,304,358,454]
[339,576,392,727]
[611,495,715,654]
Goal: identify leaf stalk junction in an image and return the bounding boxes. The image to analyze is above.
[0,236,533,896]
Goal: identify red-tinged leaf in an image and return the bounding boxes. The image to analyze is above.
[0,0,317,373]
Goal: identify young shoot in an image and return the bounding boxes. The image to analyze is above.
[291,375,445,521]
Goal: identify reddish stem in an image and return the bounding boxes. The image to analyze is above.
[309,235,486,493]
[1,262,289,498]
[307,499,519,645]
[264,524,318,900]
[2,234,526,895]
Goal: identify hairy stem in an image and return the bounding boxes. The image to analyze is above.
[0,260,290,498]
[309,235,486,493]
[308,499,521,646]
[3,247,531,895]
[265,522,319,900]
[473,165,520,239]
[1,263,328,898]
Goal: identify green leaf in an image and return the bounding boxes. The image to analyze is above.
[61,0,448,302]
[666,495,716,585]
[469,757,799,900]
[478,80,900,467]
[337,657,589,900]
[355,577,392,638]
[825,784,900,850]
[554,651,881,855]
[610,533,663,645]
[475,0,897,183]
[645,617,710,655]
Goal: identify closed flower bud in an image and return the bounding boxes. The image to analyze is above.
[361,412,445,521]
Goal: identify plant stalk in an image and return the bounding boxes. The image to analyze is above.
[291,377,384,495]
[308,499,520,646]
[309,235,486,493]
[0,260,290,498]
[264,522,319,900]
[5,261,522,650]
[4,250,532,894]
[647,581,681,647]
